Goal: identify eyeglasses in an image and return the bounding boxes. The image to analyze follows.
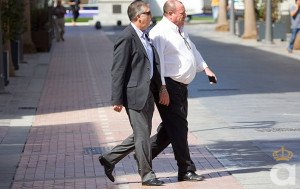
[141,11,152,15]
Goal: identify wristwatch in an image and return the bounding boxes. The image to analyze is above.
[160,88,167,94]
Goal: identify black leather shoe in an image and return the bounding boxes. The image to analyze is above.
[99,155,115,182]
[178,171,205,182]
[142,178,164,186]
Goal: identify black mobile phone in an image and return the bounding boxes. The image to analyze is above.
[208,76,217,83]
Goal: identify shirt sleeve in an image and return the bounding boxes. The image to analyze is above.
[190,40,208,72]
[150,29,166,85]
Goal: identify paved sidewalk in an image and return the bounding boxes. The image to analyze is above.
[1,21,298,188]
[6,26,243,188]
[0,51,51,189]
[1,26,242,188]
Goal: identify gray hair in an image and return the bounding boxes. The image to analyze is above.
[127,1,149,22]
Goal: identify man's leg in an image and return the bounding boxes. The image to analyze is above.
[150,123,171,159]
[101,134,135,166]
[58,18,65,41]
[126,92,156,182]
[101,92,157,183]
[54,19,60,41]
[288,29,298,52]
[154,78,196,173]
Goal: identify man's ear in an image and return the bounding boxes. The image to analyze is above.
[136,13,141,21]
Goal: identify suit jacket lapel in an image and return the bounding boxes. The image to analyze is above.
[128,24,149,61]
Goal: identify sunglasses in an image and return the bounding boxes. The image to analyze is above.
[141,11,152,15]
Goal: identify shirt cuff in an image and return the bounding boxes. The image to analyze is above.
[161,77,166,85]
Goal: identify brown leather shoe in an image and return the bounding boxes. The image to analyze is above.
[142,178,164,186]
[99,155,115,182]
[178,171,205,181]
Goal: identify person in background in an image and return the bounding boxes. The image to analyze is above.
[211,0,220,22]
[287,0,300,53]
[53,0,66,42]
[68,0,82,26]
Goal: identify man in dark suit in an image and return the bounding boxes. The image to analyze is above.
[98,1,164,186]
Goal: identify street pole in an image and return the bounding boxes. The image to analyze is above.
[0,7,5,92]
[265,0,273,44]
[230,0,236,35]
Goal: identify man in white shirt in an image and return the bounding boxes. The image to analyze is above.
[149,0,217,182]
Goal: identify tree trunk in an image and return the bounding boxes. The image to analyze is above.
[242,0,257,39]
[216,0,229,32]
[294,33,300,50]
[22,0,36,53]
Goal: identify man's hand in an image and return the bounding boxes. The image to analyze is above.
[159,86,169,106]
[204,67,217,84]
[113,105,123,112]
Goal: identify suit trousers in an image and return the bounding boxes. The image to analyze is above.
[54,18,65,41]
[151,77,196,173]
[102,91,156,182]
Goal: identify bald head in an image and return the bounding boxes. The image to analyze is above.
[163,0,176,16]
[163,0,186,28]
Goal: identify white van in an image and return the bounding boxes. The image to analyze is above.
[145,0,204,20]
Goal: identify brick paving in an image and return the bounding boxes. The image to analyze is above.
[11,26,243,189]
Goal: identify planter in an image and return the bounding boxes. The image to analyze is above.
[2,51,9,86]
[237,20,263,37]
[257,22,287,41]
[31,30,52,52]
[237,20,287,41]
[10,40,20,70]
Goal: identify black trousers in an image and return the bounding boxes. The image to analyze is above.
[72,8,79,21]
[151,77,196,173]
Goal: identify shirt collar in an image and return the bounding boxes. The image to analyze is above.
[161,16,184,34]
[131,22,145,38]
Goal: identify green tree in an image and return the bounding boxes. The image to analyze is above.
[0,0,27,76]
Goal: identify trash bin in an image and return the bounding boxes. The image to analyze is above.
[10,40,20,70]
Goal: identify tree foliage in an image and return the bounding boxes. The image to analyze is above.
[0,0,27,44]
[256,0,286,22]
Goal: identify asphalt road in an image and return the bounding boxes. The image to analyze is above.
[187,26,300,189]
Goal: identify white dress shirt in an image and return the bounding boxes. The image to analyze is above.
[149,16,208,85]
[131,23,154,79]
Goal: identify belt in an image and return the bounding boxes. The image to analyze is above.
[166,78,188,88]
